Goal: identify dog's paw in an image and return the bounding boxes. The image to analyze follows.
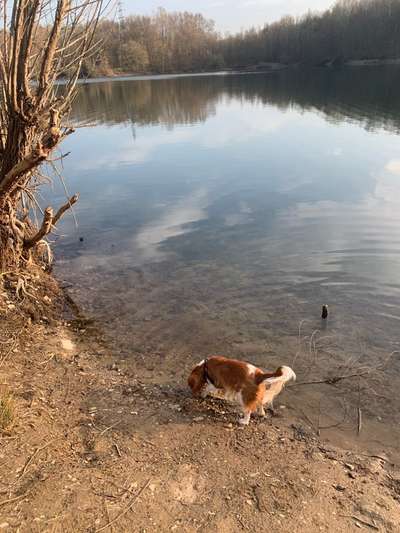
[239,417,250,426]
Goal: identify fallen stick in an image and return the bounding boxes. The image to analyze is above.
[98,420,121,438]
[341,515,378,530]
[294,352,400,388]
[293,370,373,387]
[354,452,389,463]
[103,500,113,533]
[0,491,29,507]
[18,438,60,480]
[39,353,55,366]
[358,408,362,435]
[94,479,151,533]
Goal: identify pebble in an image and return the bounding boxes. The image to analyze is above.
[333,484,346,492]
[344,463,355,471]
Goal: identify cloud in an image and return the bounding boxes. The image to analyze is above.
[385,159,400,175]
[134,188,209,262]
[66,124,195,172]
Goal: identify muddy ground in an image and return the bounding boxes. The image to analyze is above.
[1,272,400,532]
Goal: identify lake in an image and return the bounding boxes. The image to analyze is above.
[50,67,400,462]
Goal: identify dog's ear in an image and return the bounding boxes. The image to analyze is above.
[188,365,205,396]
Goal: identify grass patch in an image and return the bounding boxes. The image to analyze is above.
[0,392,15,431]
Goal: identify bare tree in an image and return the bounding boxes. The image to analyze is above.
[0,0,109,277]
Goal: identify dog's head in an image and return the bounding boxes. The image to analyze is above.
[188,361,206,397]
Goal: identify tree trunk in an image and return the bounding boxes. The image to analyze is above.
[0,0,105,278]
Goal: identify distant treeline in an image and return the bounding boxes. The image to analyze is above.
[221,0,400,67]
[82,0,400,76]
[82,10,222,77]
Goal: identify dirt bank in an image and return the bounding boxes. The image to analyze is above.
[1,273,399,532]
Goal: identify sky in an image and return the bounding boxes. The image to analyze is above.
[122,0,336,34]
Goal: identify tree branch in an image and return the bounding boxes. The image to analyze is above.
[24,206,53,249]
[53,193,79,226]
[37,0,68,102]
[19,0,41,99]
[0,145,47,196]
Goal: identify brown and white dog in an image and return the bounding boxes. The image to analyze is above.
[188,356,296,425]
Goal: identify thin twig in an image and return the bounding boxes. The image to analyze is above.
[340,515,379,530]
[357,407,362,435]
[98,420,121,437]
[293,351,399,388]
[52,193,79,226]
[103,499,114,533]
[293,370,375,387]
[357,453,388,463]
[357,376,362,435]
[94,479,151,533]
[39,353,55,365]
[317,398,321,436]
[18,437,60,480]
[0,491,30,508]
[113,442,122,457]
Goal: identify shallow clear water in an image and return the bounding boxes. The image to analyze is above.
[50,68,400,460]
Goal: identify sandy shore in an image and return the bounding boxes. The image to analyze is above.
[1,271,399,531]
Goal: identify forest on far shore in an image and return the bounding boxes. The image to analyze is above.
[80,0,400,77]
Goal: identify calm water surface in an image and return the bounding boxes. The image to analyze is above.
[50,68,400,460]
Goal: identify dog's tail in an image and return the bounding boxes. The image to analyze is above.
[255,365,296,386]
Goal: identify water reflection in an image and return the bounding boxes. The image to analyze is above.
[53,69,400,462]
[135,188,208,262]
[71,67,400,134]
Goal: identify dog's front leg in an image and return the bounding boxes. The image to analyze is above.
[239,411,251,425]
[201,382,220,399]
[266,399,275,415]
[257,404,266,417]
[200,388,209,399]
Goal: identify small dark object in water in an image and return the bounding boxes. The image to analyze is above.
[321,305,328,319]
[79,236,84,242]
